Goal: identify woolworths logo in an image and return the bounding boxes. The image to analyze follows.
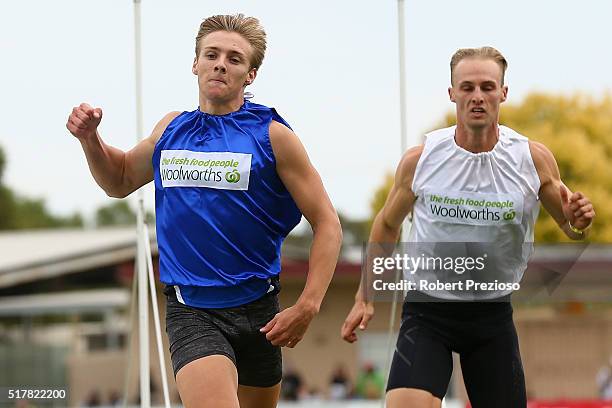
[225,170,240,183]
[160,150,252,191]
[503,210,516,221]
[425,190,523,226]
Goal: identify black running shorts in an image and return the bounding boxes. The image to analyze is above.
[387,292,526,408]
[164,285,282,387]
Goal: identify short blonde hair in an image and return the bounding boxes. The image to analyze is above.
[450,46,508,85]
[195,14,267,70]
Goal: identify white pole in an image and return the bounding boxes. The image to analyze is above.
[397,0,411,237]
[144,224,172,408]
[381,1,409,405]
[397,0,408,157]
[133,0,150,407]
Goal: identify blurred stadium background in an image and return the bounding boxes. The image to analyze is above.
[2,0,612,406]
[0,226,611,407]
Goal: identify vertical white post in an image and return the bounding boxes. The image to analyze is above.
[381,1,409,405]
[398,0,411,240]
[397,0,408,158]
[397,0,411,239]
[133,0,150,407]
[144,224,172,408]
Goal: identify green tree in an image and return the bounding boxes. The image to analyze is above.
[0,144,83,230]
[370,92,612,243]
[95,200,136,226]
[0,144,5,182]
[95,200,155,227]
[338,212,370,245]
[367,173,394,235]
[12,197,83,229]
[0,186,17,230]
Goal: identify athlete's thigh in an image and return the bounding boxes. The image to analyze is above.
[237,383,281,408]
[165,289,242,407]
[387,313,453,400]
[165,288,238,378]
[460,322,526,408]
[176,355,240,408]
[233,293,282,388]
[386,388,442,408]
[386,312,454,401]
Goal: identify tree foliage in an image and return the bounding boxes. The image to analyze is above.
[0,144,161,230]
[370,92,612,243]
[0,145,83,230]
[367,173,395,235]
[11,197,83,229]
[0,145,5,182]
[95,200,155,227]
[95,200,137,226]
[338,212,370,245]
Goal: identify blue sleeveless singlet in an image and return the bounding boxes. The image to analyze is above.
[152,100,302,308]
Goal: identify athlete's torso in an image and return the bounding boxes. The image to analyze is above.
[152,100,302,308]
[407,125,541,299]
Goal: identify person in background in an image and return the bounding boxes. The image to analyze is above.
[329,364,352,400]
[354,362,385,399]
[597,355,612,400]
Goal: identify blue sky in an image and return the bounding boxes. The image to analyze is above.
[1,0,611,221]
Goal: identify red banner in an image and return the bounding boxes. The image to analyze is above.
[467,401,612,408]
[528,402,612,408]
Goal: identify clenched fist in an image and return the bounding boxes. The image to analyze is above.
[560,184,595,231]
[66,103,103,140]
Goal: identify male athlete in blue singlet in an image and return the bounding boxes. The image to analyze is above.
[341,47,595,408]
[67,14,342,408]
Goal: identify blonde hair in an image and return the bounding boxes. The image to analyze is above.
[195,14,267,70]
[450,46,508,85]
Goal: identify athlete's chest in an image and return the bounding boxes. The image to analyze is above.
[415,154,536,227]
[155,125,273,192]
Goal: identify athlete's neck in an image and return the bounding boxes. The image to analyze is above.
[199,95,244,116]
[455,123,499,153]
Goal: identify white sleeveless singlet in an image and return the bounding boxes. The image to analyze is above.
[406,125,541,299]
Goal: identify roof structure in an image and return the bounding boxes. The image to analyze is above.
[0,227,156,288]
[0,228,610,303]
[0,288,130,316]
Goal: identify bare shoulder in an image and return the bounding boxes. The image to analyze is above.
[160,110,183,126]
[146,111,182,145]
[268,119,304,163]
[528,140,558,179]
[269,119,295,142]
[396,145,424,186]
[528,140,554,163]
[377,145,424,227]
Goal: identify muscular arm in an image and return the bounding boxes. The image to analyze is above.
[260,120,342,347]
[529,141,595,240]
[270,120,342,312]
[341,145,423,342]
[67,103,180,198]
[370,146,423,244]
[357,145,423,299]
